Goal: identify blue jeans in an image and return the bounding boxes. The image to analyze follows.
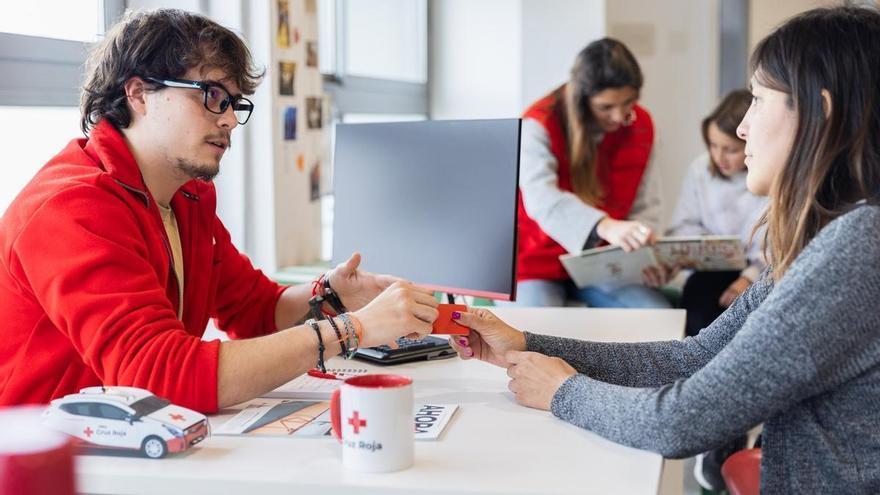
[499,279,672,308]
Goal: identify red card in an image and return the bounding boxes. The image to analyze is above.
[432,304,468,335]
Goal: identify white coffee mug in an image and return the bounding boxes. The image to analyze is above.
[330,374,413,472]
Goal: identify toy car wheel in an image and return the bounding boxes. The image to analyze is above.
[141,436,167,459]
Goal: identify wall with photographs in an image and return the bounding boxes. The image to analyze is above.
[272,0,328,267]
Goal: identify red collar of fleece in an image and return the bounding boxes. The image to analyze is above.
[82,119,202,204]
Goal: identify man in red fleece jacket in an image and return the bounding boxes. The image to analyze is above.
[0,9,438,413]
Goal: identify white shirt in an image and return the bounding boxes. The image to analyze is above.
[666,152,768,281]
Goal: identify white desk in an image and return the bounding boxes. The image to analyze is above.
[76,307,685,495]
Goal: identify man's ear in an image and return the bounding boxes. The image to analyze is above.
[820,89,832,120]
[123,77,149,118]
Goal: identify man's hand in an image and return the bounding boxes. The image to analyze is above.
[352,281,438,347]
[327,252,400,311]
[504,351,577,410]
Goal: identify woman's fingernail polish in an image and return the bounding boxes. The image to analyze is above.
[457,337,469,347]
[464,347,474,357]
[452,311,461,320]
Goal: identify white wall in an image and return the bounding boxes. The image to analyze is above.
[519,0,604,107]
[431,0,720,229]
[748,0,832,54]
[607,0,720,228]
[429,0,605,119]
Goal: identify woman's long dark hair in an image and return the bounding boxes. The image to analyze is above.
[555,38,642,205]
[751,6,880,280]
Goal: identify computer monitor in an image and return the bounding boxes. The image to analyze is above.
[332,119,521,301]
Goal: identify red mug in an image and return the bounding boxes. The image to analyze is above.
[330,374,414,472]
[0,407,76,495]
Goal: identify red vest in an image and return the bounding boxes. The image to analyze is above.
[517,92,654,281]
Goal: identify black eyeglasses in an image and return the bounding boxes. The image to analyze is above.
[145,77,254,125]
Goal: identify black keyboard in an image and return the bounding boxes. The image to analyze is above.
[354,336,457,365]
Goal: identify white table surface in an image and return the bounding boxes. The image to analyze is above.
[76,307,685,495]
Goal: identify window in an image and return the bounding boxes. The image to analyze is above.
[60,402,99,417]
[0,1,124,215]
[316,0,429,260]
[130,396,171,417]
[97,404,129,421]
[343,0,427,83]
[319,0,428,118]
[0,1,104,42]
[0,107,82,215]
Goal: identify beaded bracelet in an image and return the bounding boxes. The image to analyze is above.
[337,313,362,359]
[326,316,348,356]
[306,319,326,373]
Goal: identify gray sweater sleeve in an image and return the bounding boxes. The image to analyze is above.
[524,269,771,387]
[536,206,880,458]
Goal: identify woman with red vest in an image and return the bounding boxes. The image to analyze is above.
[511,38,670,308]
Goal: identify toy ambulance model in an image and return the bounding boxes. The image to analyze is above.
[42,386,209,459]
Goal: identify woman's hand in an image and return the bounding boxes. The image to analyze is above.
[328,252,400,311]
[596,218,655,252]
[446,308,526,368]
[352,281,438,347]
[504,351,577,410]
[642,262,679,288]
[719,276,751,308]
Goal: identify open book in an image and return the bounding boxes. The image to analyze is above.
[559,235,746,289]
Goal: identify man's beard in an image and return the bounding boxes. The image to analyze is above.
[176,158,219,182]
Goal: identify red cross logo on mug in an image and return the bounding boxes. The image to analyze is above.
[83,426,94,438]
[348,411,367,434]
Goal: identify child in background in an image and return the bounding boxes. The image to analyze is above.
[666,90,768,337]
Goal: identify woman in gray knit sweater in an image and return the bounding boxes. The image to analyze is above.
[450,6,880,493]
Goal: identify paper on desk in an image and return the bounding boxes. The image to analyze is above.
[263,368,368,400]
[213,399,333,437]
[214,399,458,441]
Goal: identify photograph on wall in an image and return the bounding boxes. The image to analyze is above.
[306,97,323,129]
[277,0,291,48]
[305,0,317,14]
[309,159,321,202]
[306,42,318,68]
[279,61,296,96]
[283,106,297,141]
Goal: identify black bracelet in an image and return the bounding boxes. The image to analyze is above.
[326,316,348,356]
[306,319,326,373]
[322,276,347,314]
